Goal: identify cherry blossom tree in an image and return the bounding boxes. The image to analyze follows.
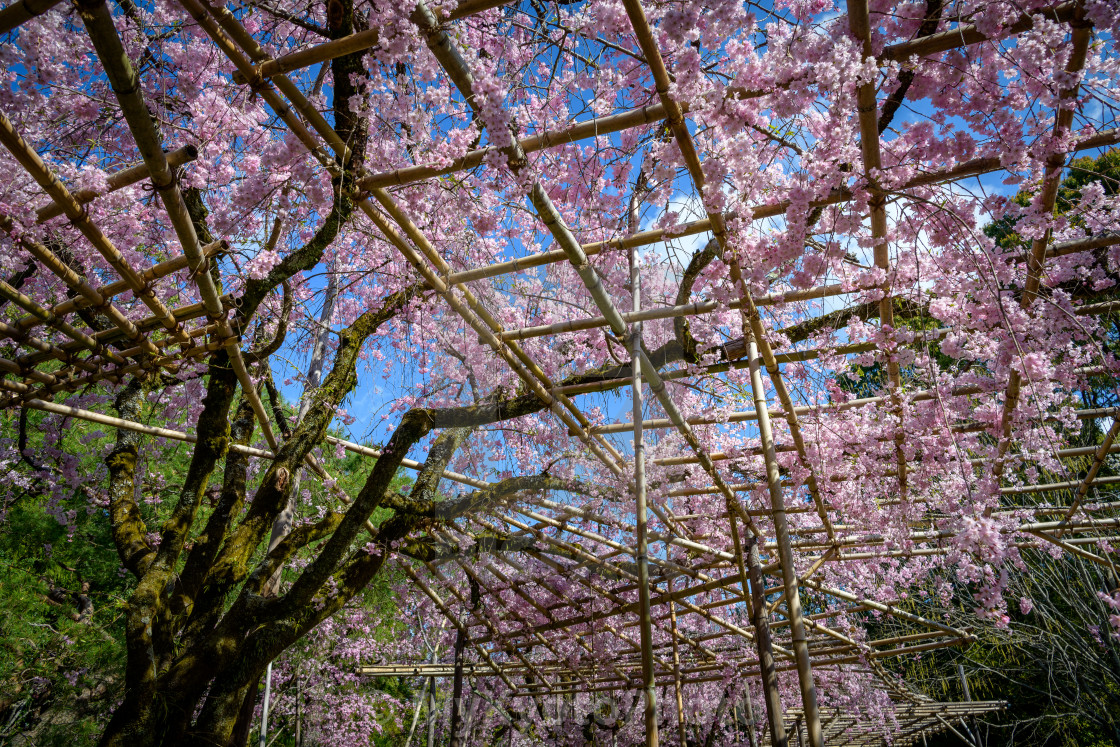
[0,0,1118,744]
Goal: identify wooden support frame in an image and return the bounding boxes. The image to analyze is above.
[0,3,1112,746]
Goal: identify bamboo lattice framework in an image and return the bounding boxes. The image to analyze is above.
[0,0,1118,744]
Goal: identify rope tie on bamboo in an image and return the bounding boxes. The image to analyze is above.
[90,296,117,318]
[134,277,157,299]
[246,71,271,99]
[186,255,210,284]
[66,204,91,227]
[140,176,173,194]
[106,78,142,97]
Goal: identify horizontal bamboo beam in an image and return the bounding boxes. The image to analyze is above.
[9,391,496,491]
[35,145,198,222]
[11,240,227,348]
[499,232,1120,344]
[880,1,1077,61]
[231,0,515,84]
[0,0,63,34]
[443,127,1118,287]
[357,664,513,677]
[360,103,669,191]
[22,397,271,457]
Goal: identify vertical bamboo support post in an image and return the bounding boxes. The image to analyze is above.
[971,4,1089,494]
[630,245,659,746]
[258,661,273,747]
[848,0,909,501]
[744,683,759,747]
[667,576,687,747]
[748,536,787,747]
[605,11,818,737]
[748,339,821,746]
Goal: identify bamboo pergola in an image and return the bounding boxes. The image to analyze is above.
[0,0,1116,745]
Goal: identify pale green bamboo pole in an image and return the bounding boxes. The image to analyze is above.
[747,339,820,746]
[630,238,659,746]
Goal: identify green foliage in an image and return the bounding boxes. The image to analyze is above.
[0,492,129,745]
[0,382,415,743]
[850,149,1120,746]
[984,149,1120,249]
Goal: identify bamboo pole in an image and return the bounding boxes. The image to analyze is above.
[525,496,737,563]
[231,0,514,84]
[35,145,198,222]
[441,129,1117,288]
[475,568,744,643]
[495,284,847,343]
[78,0,281,450]
[1024,528,1115,569]
[360,103,669,191]
[880,1,1077,61]
[22,397,272,457]
[0,0,63,33]
[654,429,1120,470]
[744,337,821,745]
[13,388,514,494]
[1055,416,1120,534]
[423,559,560,716]
[176,0,339,174]
[630,244,660,747]
[738,286,835,539]
[671,438,1120,502]
[849,0,909,507]
[748,536,788,747]
[666,576,687,747]
[991,5,1092,492]
[800,580,969,638]
[0,358,55,387]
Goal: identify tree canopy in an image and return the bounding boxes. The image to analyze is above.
[0,0,1119,745]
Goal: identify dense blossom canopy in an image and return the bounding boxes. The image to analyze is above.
[0,0,1119,743]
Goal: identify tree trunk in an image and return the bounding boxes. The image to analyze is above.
[230,676,262,747]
